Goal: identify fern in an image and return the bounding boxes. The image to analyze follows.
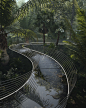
[10,29,38,41]
[63,0,86,68]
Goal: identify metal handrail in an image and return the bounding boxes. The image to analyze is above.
[0,43,77,108]
[0,45,33,101]
[23,43,77,108]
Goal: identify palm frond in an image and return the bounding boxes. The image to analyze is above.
[63,0,86,66]
[10,29,38,41]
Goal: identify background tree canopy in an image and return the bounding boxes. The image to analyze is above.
[0,0,86,107]
[0,0,16,28]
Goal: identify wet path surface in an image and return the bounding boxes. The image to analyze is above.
[0,44,68,108]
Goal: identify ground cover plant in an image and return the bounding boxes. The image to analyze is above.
[0,49,32,81]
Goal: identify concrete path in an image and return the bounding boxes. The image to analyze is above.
[0,44,68,108]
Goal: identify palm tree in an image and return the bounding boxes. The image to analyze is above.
[34,9,55,45]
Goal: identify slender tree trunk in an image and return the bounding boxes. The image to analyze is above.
[43,33,45,45]
[1,0,2,29]
[43,23,46,45]
[71,0,75,26]
[43,33,45,53]
[70,0,75,40]
[25,31,29,43]
[17,33,18,43]
[0,33,9,65]
[56,31,60,46]
[26,37,29,43]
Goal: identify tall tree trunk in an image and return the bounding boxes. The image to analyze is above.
[0,32,9,65]
[71,0,75,26]
[17,33,19,43]
[26,37,29,43]
[70,0,75,39]
[43,23,46,45]
[43,33,45,45]
[1,48,9,65]
[43,33,45,53]
[1,0,2,29]
[25,30,28,43]
[56,31,60,46]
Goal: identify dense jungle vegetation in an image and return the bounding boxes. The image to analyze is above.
[0,0,86,107]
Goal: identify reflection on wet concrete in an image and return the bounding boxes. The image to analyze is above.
[0,45,68,108]
[32,53,68,107]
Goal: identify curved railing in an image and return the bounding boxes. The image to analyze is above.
[23,43,77,108]
[0,45,33,101]
[0,43,77,108]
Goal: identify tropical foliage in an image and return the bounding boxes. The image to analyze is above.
[0,0,37,49]
[11,29,38,42]
[0,0,86,107]
[0,0,15,28]
[34,9,55,44]
[63,0,86,71]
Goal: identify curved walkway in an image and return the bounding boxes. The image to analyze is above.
[0,43,77,108]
